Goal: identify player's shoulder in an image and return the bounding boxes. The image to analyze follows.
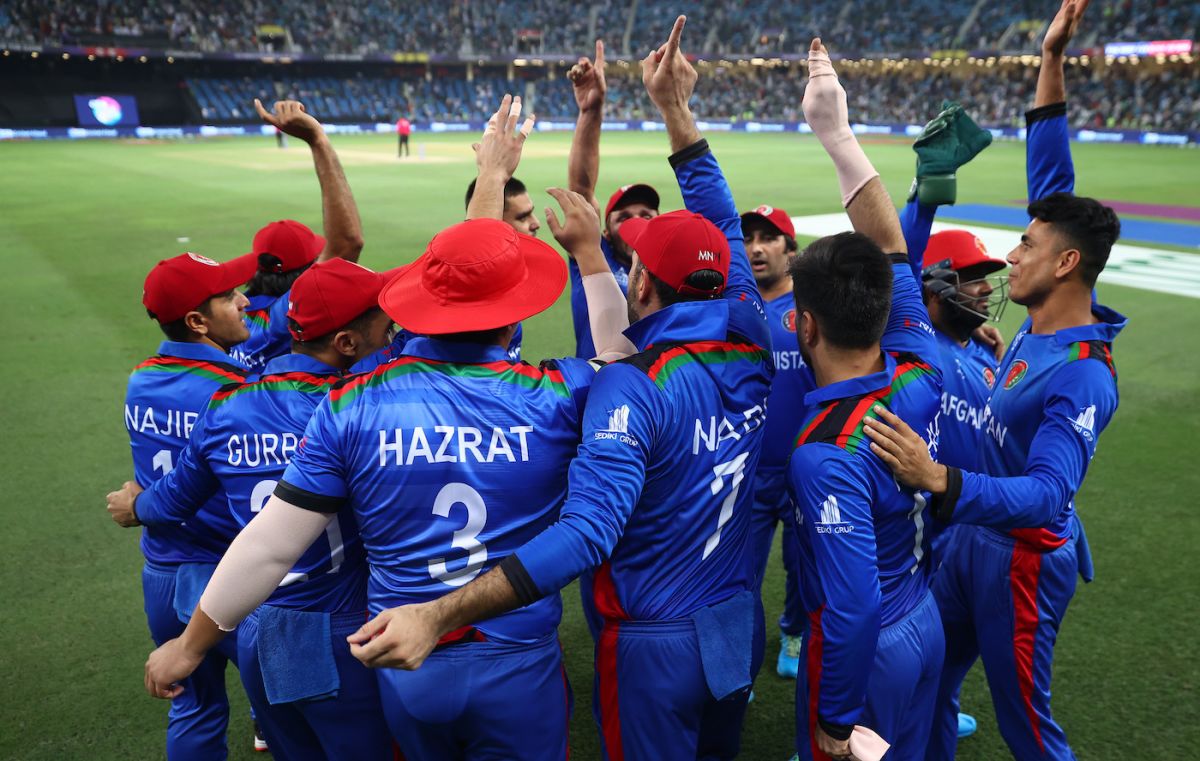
[129,353,247,385]
[616,332,769,388]
[1047,343,1120,405]
[1064,339,1117,378]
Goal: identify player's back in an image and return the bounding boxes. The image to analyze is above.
[125,341,246,563]
[304,338,595,643]
[598,324,772,621]
[791,350,941,625]
[198,354,367,613]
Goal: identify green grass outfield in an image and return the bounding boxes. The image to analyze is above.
[2,130,1198,760]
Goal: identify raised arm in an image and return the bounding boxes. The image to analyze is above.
[643,16,761,312]
[466,95,536,221]
[567,40,607,215]
[255,99,364,263]
[1027,0,1089,201]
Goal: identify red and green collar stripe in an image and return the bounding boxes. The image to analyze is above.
[330,356,570,413]
[645,340,768,388]
[795,358,935,454]
[131,356,245,384]
[1067,340,1115,376]
[208,372,340,408]
[245,309,271,329]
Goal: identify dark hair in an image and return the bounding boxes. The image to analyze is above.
[788,232,892,349]
[741,216,798,253]
[464,177,528,212]
[641,264,726,306]
[288,307,385,352]
[146,290,230,341]
[1027,192,1120,288]
[244,258,311,297]
[428,326,511,345]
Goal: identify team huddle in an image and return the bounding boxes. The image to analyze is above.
[106,4,1124,760]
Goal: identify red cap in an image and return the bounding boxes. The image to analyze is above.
[620,210,730,297]
[142,251,258,323]
[604,184,660,221]
[378,219,567,334]
[252,220,326,273]
[922,230,1006,275]
[286,259,404,340]
[740,204,796,239]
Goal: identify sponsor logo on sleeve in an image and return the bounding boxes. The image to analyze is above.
[815,494,853,534]
[595,404,639,446]
[1070,404,1096,442]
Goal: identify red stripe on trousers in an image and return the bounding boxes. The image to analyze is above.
[805,608,833,761]
[597,623,624,761]
[1010,544,1045,752]
[559,639,571,761]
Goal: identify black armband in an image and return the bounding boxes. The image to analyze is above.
[499,555,542,607]
[668,138,711,169]
[1026,102,1067,126]
[887,252,909,266]
[931,466,964,522]
[274,480,346,514]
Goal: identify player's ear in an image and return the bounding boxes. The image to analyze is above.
[183,309,208,337]
[798,309,818,349]
[330,329,358,359]
[1055,247,1082,281]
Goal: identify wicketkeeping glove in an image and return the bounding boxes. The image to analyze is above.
[908,100,993,205]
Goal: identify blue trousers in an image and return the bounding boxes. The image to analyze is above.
[594,617,763,761]
[929,526,1079,761]
[795,592,944,761]
[143,561,241,761]
[236,609,392,761]
[748,472,804,637]
[376,633,571,760]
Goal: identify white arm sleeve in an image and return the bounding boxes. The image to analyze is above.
[198,496,333,631]
[583,272,637,362]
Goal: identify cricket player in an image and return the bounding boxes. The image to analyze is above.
[785,39,945,761]
[345,19,776,761]
[230,99,365,372]
[396,115,411,158]
[863,3,1125,758]
[121,250,256,760]
[740,204,808,679]
[110,259,397,759]
[565,39,661,359]
[144,94,634,760]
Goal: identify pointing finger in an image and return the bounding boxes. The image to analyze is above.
[665,15,686,58]
[595,39,605,68]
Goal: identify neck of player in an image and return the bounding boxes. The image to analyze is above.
[1026,283,1100,335]
[811,344,887,388]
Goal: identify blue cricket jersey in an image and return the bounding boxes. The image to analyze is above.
[761,291,813,477]
[277,338,598,644]
[133,353,368,613]
[124,341,247,564]
[930,100,1126,547]
[504,140,775,622]
[934,331,998,471]
[230,292,292,372]
[569,237,630,359]
[353,326,525,374]
[786,249,943,729]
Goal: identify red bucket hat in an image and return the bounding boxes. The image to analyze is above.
[378,219,566,334]
[143,251,258,323]
[619,210,730,297]
[287,259,406,340]
[252,220,326,273]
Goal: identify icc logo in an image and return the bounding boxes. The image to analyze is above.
[782,309,796,332]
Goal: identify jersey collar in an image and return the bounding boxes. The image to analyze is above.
[624,300,731,351]
[401,336,514,364]
[157,340,245,368]
[802,350,897,407]
[1052,303,1128,346]
[262,352,342,376]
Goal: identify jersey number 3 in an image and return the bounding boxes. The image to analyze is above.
[429,483,489,587]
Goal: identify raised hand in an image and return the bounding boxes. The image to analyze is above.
[254,99,325,144]
[545,187,602,264]
[1043,0,1090,58]
[641,15,697,115]
[473,94,536,182]
[569,40,607,114]
[802,38,850,141]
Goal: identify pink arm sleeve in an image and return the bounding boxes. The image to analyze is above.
[582,272,637,361]
[198,496,333,631]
